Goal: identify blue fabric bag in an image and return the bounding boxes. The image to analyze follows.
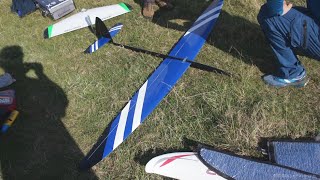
[11,0,37,17]
[198,145,320,180]
[268,140,320,175]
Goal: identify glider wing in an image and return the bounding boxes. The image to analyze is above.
[80,0,224,169]
[145,152,225,179]
[44,3,131,39]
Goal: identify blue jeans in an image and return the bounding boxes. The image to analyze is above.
[258,4,320,79]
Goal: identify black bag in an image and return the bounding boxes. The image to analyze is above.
[11,0,37,17]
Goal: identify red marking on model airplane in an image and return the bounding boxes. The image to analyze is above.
[206,169,217,175]
[160,154,193,167]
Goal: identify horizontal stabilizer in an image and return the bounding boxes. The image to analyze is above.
[84,23,123,54]
[198,146,320,180]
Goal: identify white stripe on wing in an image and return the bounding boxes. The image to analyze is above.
[184,13,220,36]
[195,4,223,23]
[95,41,98,51]
[132,81,148,131]
[91,44,94,53]
[110,25,123,31]
[113,101,131,149]
[109,27,122,32]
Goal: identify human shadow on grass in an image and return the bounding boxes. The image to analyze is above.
[0,46,97,180]
[133,0,278,75]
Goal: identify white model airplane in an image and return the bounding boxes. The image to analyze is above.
[44,3,131,38]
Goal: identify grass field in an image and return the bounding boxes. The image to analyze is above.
[0,0,319,179]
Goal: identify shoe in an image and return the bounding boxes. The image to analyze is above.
[155,0,174,10]
[142,2,155,18]
[263,70,309,88]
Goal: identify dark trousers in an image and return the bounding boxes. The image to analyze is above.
[144,0,155,3]
[258,4,320,79]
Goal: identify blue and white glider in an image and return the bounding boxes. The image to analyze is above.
[80,0,224,169]
[84,23,123,54]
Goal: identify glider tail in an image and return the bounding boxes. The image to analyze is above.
[95,17,113,41]
[84,20,123,54]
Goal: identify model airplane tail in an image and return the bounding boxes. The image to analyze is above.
[90,18,230,76]
[84,18,123,54]
[95,17,112,39]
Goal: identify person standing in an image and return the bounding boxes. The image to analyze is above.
[258,0,320,87]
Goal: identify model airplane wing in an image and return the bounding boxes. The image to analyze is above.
[44,3,131,39]
[79,0,224,169]
[145,152,225,180]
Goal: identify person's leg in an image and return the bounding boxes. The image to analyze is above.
[257,4,320,87]
[258,4,305,79]
[142,0,155,18]
[296,12,320,61]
